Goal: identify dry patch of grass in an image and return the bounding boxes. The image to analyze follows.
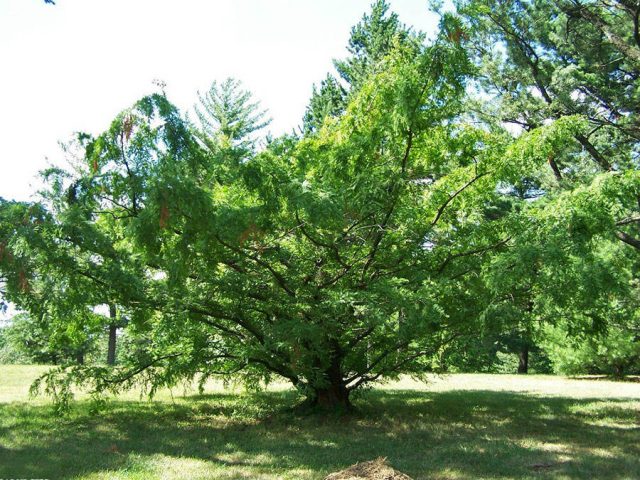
[325,457,412,479]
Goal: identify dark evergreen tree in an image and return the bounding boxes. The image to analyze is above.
[303,0,422,132]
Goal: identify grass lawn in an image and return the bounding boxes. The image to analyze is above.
[1,366,639,479]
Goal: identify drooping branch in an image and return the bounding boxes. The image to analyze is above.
[616,230,640,249]
[430,171,491,227]
[346,332,463,390]
[295,210,350,269]
[102,352,184,385]
[346,325,377,350]
[180,304,249,341]
[359,128,415,281]
[359,198,399,282]
[214,234,296,297]
[344,339,409,386]
[436,236,511,274]
[616,216,640,226]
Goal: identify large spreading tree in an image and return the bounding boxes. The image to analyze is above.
[0,10,531,408]
[3,1,639,410]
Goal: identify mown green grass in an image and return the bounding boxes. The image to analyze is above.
[1,366,639,479]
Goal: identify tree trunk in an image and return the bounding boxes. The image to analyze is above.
[76,350,84,365]
[107,304,117,366]
[518,345,529,374]
[308,341,351,410]
[107,324,117,365]
[311,382,351,409]
[613,364,624,378]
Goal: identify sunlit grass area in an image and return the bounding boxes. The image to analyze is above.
[1,366,639,479]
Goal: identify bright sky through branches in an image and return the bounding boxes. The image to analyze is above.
[0,0,439,202]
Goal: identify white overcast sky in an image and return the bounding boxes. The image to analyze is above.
[0,0,439,203]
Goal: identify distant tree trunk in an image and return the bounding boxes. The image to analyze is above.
[76,351,84,365]
[518,345,529,374]
[107,304,117,366]
[613,364,624,378]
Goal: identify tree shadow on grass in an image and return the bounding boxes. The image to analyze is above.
[0,389,638,479]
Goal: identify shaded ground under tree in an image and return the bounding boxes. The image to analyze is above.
[1,384,638,479]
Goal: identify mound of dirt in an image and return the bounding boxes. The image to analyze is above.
[324,457,413,480]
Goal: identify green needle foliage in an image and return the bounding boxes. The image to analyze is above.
[193,78,270,161]
[455,0,640,375]
[303,0,422,133]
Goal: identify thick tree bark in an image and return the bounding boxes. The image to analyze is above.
[312,383,352,409]
[518,345,529,374]
[107,304,117,366]
[307,342,351,409]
